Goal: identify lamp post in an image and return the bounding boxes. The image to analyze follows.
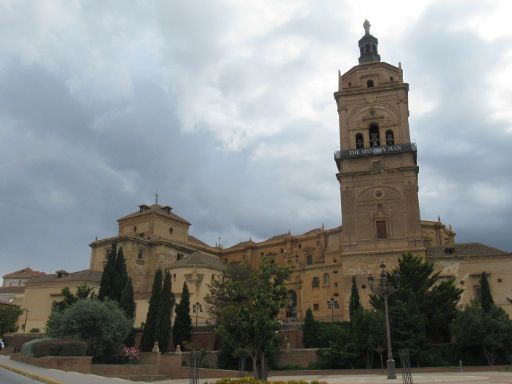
[23,309,30,333]
[192,302,202,326]
[326,297,339,321]
[368,261,399,380]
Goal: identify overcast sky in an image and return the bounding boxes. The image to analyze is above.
[1,0,511,277]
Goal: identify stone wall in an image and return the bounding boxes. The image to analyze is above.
[275,349,319,368]
[11,353,92,373]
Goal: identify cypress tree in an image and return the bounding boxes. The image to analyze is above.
[120,277,135,319]
[112,247,128,301]
[141,269,163,352]
[349,276,362,321]
[173,282,192,349]
[479,272,494,313]
[156,271,174,353]
[302,307,320,348]
[98,243,116,300]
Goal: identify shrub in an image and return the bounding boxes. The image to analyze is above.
[29,328,41,333]
[20,338,52,356]
[47,299,131,362]
[33,339,87,358]
[121,346,140,362]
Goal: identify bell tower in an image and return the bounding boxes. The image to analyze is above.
[334,21,423,254]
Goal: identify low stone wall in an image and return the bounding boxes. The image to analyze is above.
[11,353,92,373]
[276,348,319,368]
[91,363,159,378]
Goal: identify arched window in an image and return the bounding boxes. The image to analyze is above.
[386,130,394,145]
[367,79,374,88]
[366,44,370,54]
[323,273,330,286]
[312,277,320,288]
[373,45,377,53]
[355,133,364,149]
[306,255,313,265]
[369,123,380,147]
[360,47,364,55]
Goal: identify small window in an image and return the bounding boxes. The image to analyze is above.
[355,133,364,149]
[367,79,374,88]
[474,285,481,301]
[177,253,183,261]
[169,227,173,235]
[372,45,377,53]
[138,249,144,260]
[390,76,394,82]
[376,220,387,239]
[498,278,503,283]
[306,255,313,265]
[385,130,394,145]
[348,82,352,88]
[280,248,284,253]
[323,273,330,286]
[133,225,137,232]
[334,282,338,287]
[333,258,337,263]
[316,240,320,246]
[369,123,380,147]
[362,284,367,289]
[298,244,302,249]
[313,304,319,311]
[312,277,320,288]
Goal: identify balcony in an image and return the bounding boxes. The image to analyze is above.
[334,142,417,160]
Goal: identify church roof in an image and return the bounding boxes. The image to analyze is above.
[170,252,225,270]
[188,235,211,248]
[118,204,191,225]
[26,269,102,285]
[3,267,47,279]
[427,242,509,258]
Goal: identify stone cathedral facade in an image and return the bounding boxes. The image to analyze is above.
[11,21,512,331]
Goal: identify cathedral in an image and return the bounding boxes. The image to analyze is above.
[8,21,512,332]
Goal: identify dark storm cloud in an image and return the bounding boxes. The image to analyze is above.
[0,1,511,278]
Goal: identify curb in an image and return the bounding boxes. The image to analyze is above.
[0,362,64,384]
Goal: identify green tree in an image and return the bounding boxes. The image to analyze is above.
[173,282,192,349]
[111,247,128,301]
[52,284,95,313]
[141,269,163,352]
[47,299,131,362]
[390,291,426,365]
[351,309,386,368]
[451,301,512,366]
[349,276,362,321]
[98,243,116,301]
[0,304,23,336]
[480,272,494,313]
[119,278,135,319]
[371,253,462,342]
[206,257,290,380]
[302,308,320,348]
[156,271,174,353]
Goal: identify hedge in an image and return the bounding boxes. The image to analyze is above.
[33,339,87,358]
[20,338,52,356]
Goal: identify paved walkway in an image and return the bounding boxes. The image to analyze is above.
[2,355,512,384]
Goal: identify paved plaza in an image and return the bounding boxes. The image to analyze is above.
[2,356,512,384]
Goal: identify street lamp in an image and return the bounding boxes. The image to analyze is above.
[368,261,399,380]
[192,302,202,326]
[326,297,339,321]
[23,309,30,333]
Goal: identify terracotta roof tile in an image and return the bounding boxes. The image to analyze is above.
[26,269,102,285]
[427,242,509,258]
[170,252,225,270]
[118,204,191,225]
[3,267,47,279]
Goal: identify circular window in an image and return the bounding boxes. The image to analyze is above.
[369,109,376,116]
[373,188,385,200]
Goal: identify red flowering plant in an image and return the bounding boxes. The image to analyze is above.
[122,346,141,363]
